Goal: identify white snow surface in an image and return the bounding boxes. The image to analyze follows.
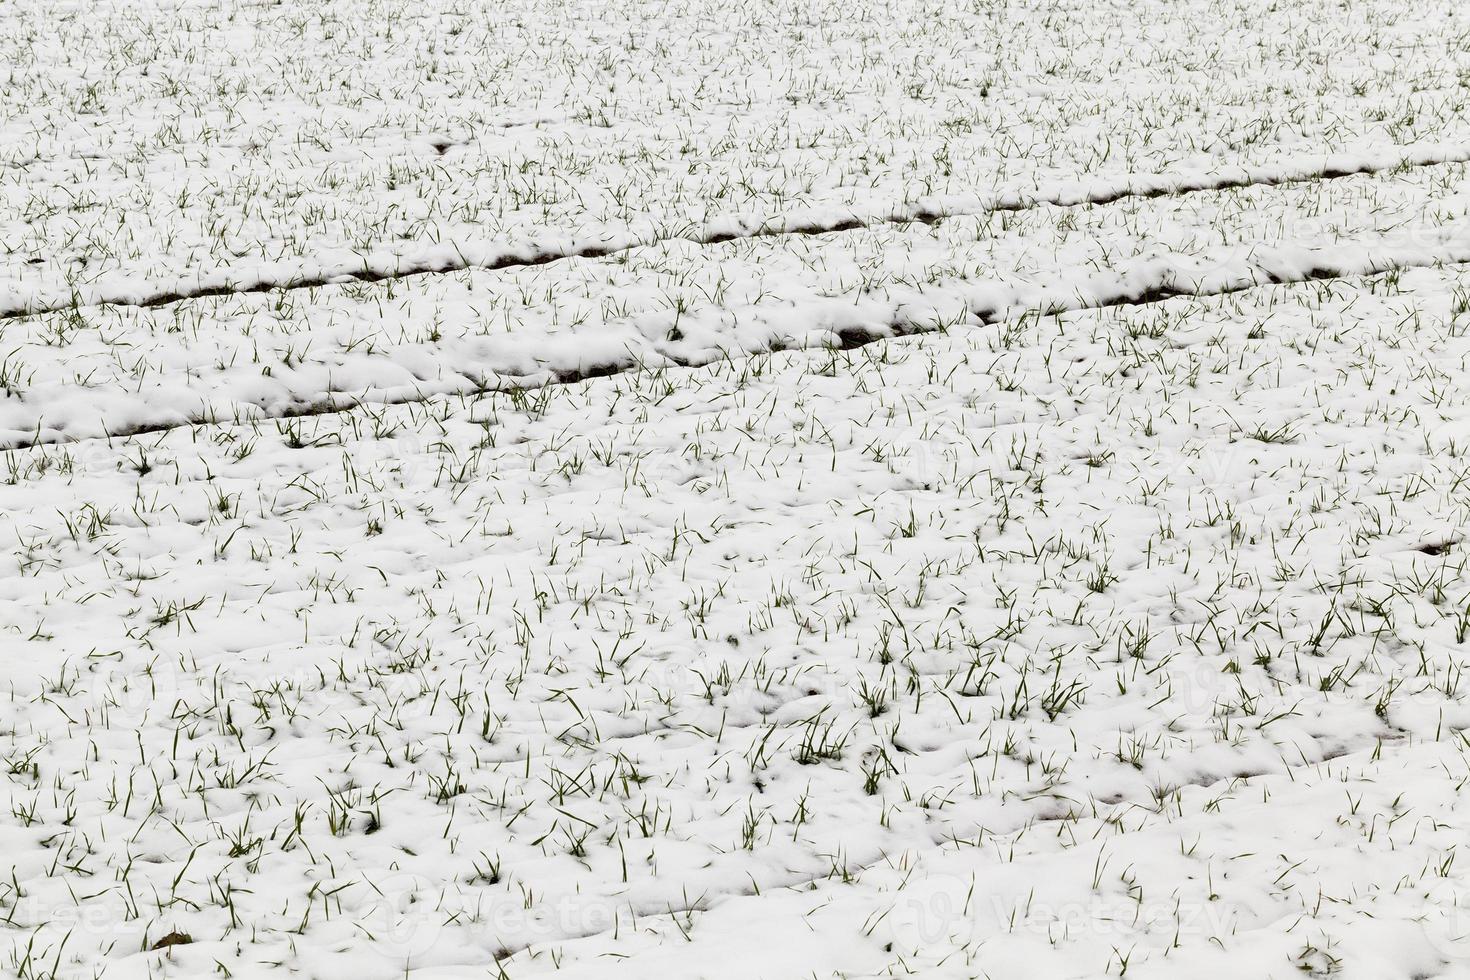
[5,0,1470,978]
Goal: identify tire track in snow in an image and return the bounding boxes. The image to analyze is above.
[6,223,1470,453]
[2,142,1468,322]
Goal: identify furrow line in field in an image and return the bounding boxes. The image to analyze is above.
[2,142,1467,321]
[6,224,1469,453]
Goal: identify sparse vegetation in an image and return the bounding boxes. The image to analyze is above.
[4,0,1470,976]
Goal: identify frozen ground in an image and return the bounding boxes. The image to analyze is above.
[5,0,1470,977]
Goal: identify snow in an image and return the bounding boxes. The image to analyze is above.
[4,0,1470,977]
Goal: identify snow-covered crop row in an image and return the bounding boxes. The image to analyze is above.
[2,158,1470,448]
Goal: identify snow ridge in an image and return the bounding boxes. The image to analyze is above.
[1,141,1465,322]
[6,221,1469,450]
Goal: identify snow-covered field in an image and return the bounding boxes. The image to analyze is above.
[5,0,1470,977]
